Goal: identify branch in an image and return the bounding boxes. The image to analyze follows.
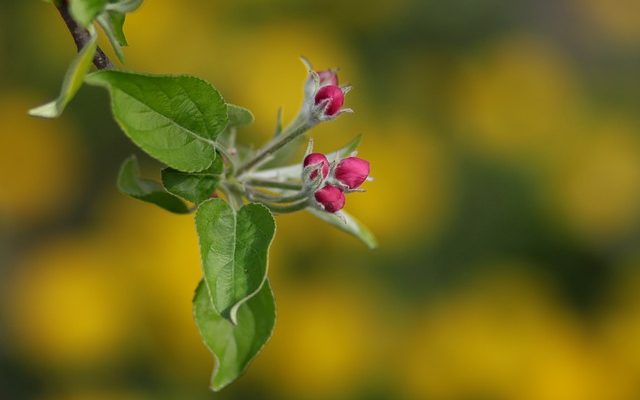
[55,0,114,70]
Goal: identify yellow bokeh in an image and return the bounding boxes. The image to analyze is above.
[256,278,381,398]
[546,118,640,243]
[452,36,583,164]
[92,194,212,382]
[400,266,635,400]
[346,118,449,247]
[124,0,223,76]
[600,256,640,391]
[576,0,640,44]
[4,235,133,369]
[0,94,84,224]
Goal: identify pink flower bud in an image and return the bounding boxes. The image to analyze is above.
[303,152,330,180]
[314,184,345,213]
[335,157,370,189]
[316,69,338,86]
[314,85,344,116]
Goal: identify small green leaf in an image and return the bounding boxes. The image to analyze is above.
[69,0,107,27]
[28,30,97,118]
[307,208,378,249]
[195,199,275,324]
[331,133,363,159]
[105,0,142,13]
[193,279,275,391]
[117,155,190,214]
[227,104,254,127]
[273,107,283,136]
[162,155,223,204]
[85,71,228,172]
[97,11,127,63]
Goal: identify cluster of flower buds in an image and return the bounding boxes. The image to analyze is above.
[301,58,352,122]
[240,59,370,217]
[303,152,370,213]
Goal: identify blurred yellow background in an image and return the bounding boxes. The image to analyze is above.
[2,0,640,399]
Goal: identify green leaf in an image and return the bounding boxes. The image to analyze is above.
[117,155,190,214]
[105,0,142,13]
[331,133,363,159]
[273,107,283,136]
[69,0,107,27]
[195,199,275,324]
[227,104,254,127]
[307,208,378,249]
[28,30,97,118]
[162,155,223,204]
[97,11,127,63]
[193,279,275,391]
[85,70,228,172]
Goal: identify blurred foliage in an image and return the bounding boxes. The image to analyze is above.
[2,0,640,399]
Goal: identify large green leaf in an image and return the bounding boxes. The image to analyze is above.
[28,29,97,118]
[195,199,275,324]
[117,155,190,213]
[193,279,275,391]
[69,0,107,27]
[307,208,378,249]
[162,155,223,204]
[85,71,228,172]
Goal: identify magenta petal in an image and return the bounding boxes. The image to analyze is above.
[314,184,345,213]
[335,157,370,189]
[314,85,345,116]
[303,152,330,179]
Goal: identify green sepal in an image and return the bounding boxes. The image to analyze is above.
[193,279,276,391]
[85,70,228,172]
[162,155,223,204]
[195,199,275,324]
[69,0,108,27]
[117,155,190,214]
[28,28,97,118]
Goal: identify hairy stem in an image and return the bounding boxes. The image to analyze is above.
[55,0,114,70]
[243,179,303,191]
[247,187,312,203]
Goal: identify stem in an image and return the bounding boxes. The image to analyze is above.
[55,0,114,70]
[219,183,243,210]
[248,187,312,203]
[244,179,303,191]
[236,118,312,176]
[212,141,237,176]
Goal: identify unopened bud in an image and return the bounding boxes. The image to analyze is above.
[335,157,370,189]
[317,69,338,86]
[314,184,345,213]
[303,152,330,179]
[314,85,345,116]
